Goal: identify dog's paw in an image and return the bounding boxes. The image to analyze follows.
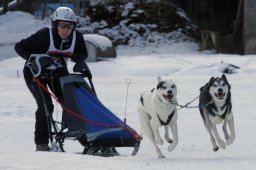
[226,136,235,145]
[168,143,177,152]
[156,147,165,158]
[165,136,173,143]
[156,138,164,145]
[218,140,226,149]
[224,134,231,140]
[158,155,166,159]
[213,146,219,152]
[167,139,173,144]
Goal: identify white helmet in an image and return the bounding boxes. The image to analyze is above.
[52,7,77,23]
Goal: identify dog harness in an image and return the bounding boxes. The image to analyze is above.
[157,110,175,126]
[209,102,232,119]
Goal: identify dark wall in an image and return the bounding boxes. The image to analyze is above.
[244,0,256,54]
[173,0,239,36]
[16,0,35,13]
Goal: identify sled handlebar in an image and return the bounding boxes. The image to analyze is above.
[37,73,96,95]
[39,73,90,79]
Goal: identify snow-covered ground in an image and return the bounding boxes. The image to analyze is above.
[1,11,256,170]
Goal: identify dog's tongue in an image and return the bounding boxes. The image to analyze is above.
[217,93,224,99]
[164,95,173,102]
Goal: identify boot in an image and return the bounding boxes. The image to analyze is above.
[36,144,50,152]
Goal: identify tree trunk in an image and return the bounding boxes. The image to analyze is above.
[42,0,46,19]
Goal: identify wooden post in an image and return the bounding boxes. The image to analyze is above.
[201,30,210,50]
[3,0,8,14]
[42,0,46,20]
[233,0,243,38]
[201,30,219,50]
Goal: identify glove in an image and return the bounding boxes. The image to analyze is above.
[26,54,54,77]
[70,53,86,62]
[73,61,92,79]
[82,69,92,80]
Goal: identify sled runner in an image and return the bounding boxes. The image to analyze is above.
[27,54,141,156]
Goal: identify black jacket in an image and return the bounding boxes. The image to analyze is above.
[15,27,87,62]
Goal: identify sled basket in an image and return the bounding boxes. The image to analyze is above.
[59,74,140,153]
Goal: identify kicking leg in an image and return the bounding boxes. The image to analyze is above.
[164,125,173,143]
[204,119,219,151]
[226,115,235,145]
[138,110,165,158]
[150,119,163,145]
[222,119,230,141]
[168,121,178,152]
[211,123,226,150]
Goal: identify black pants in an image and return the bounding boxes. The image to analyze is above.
[24,67,65,145]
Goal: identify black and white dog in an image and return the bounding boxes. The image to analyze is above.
[138,77,178,158]
[199,74,235,151]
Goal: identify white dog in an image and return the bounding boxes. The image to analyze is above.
[138,77,178,158]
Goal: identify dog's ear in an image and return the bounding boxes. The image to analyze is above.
[222,74,231,90]
[221,74,227,81]
[209,77,215,85]
[221,74,229,85]
[157,76,162,83]
[205,77,215,90]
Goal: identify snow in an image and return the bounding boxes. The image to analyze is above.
[1,11,256,170]
[0,11,49,61]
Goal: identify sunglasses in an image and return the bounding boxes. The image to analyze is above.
[58,22,75,30]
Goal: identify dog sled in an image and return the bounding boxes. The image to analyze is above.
[27,54,141,156]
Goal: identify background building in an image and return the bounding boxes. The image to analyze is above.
[172,0,256,54]
[1,0,256,55]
